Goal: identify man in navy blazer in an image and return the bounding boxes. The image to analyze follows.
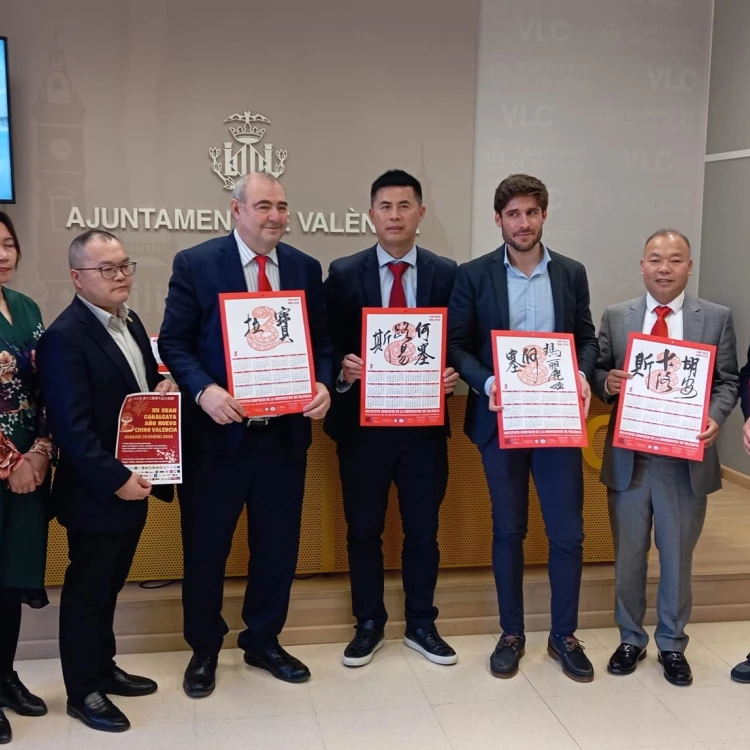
[448,174,599,683]
[324,170,459,668]
[38,230,178,733]
[159,173,335,696]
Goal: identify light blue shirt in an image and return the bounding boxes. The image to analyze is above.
[376,244,418,307]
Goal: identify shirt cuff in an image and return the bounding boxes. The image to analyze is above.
[484,375,495,397]
[336,369,353,393]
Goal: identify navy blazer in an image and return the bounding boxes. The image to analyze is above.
[447,245,599,446]
[323,245,457,443]
[37,296,170,532]
[158,233,335,456]
[740,341,750,419]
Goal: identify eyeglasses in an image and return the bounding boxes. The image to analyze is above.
[73,262,137,280]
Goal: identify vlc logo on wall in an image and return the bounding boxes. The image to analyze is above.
[208,110,288,191]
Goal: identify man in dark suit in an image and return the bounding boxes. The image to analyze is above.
[448,174,599,682]
[324,170,459,667]
[593,229,739,686]
[159,173,335,696]
[37,230,178,733]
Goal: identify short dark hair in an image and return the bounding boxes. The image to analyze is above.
[0,211,21,262]
[68,229,121,269]
[370,169,423,205]
[644,228,691,252]
[493,174,549,215]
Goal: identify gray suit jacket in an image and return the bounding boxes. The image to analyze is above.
[592,294,739,497]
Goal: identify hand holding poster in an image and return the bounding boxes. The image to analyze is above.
[361,308,446,426]
[613,332,716,460]
[491,331,588,448]
[115,392,182,484]
[219,291,316,418]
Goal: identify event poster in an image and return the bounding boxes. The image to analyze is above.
[219,291,316,418]
[492,331,587,448]
[613,332,715,460]
[361,308,446,426]
[115,393,182,484]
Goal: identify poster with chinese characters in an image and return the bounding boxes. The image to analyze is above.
[149,335,169,374]
[115,393,182,484]
[219,291,316,418]
[613,333,716,460]
[361,308,446,426]
[492,331,588,449]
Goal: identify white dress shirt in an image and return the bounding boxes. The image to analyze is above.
[77,294,150,392]
[235,229,280,292]
[642,290,685,339]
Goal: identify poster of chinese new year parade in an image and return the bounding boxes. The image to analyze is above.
[614,332,716,461]
[219,291,316,418]
[361,308,446,426]
[492,331,587,449]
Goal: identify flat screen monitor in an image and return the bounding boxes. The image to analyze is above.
[0,37,15,204]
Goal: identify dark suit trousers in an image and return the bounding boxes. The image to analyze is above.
[60,523,144,699]
[180,419,306,657]
[479,442,584,636]
[337,427,448,631]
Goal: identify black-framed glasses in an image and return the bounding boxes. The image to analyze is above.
[74,262,137,280]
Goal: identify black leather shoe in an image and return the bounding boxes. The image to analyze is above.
[730,653,750,683]
[183,655,218,698]
[244,644,310,683]
[404,627,457,666]
[101,665,157,697]
[658,651,693,686]
[0,708,10,744]
[342,621,385,667]
[490,633,526,678]
[548,634,594,683]
[0,671,48,716]
[607,643,647,675]
[66,692,130,733]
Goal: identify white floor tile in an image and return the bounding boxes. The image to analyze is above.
[111,673,196,725]
[700,639,750,669]
[546,691,701,749]
[114,649,194,678]
[317,705,452,750]
[3,714,71,749]
[195,714,324,750]
[434,697,580,750]
[67,718,197,750]
[683,621,750,643]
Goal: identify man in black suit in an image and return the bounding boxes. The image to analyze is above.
[324,170,459,667]
[159,173,335,696]
[37,230,178,733]
[448,174,599,682]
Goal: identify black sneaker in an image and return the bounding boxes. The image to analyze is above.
[730,653,750,684]
[404,627,457,666]
[547,634,594,683]
[490,633,526,678]
[342,622,385,667]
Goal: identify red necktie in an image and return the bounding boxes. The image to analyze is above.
[388,262,408,308]
[650,305,672,338]
[255,254,272,292]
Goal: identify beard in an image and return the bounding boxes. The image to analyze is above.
[503,226,543,253]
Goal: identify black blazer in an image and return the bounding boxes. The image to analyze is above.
[323,245,457,443]
[447,245,599,446]
[158,233,336,456]
[740,340,750,419]
[37,296,171,532]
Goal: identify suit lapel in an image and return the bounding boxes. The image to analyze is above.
[548,256,565,333]
[277,243,302,291]
[416,247,435,307]
[361,246,384,307]
[219,232,248,293]
[72,298,140,393]
[490,247,510,330]
[682,295,704,343]
[626,296,647,337]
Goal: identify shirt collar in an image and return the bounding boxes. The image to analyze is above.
[376,244,417,268]
[77,294,130,328]
[646,290,685,314]
[234,229,278,267]
[503,243,551,277]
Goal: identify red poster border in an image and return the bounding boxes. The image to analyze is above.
[360,307,447,427]
[491,330,588,449]
[613,332,716,461]
[219,290,317,418]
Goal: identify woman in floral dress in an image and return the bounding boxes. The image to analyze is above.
[0,212,53,745]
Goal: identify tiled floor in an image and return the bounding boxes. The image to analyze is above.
[7,622,750,749]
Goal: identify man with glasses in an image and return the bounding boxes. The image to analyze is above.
[38,230,178,733]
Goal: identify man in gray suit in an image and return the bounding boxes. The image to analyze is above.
[593,229,739,686]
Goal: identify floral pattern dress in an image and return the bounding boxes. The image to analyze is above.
[0,287,53,608]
